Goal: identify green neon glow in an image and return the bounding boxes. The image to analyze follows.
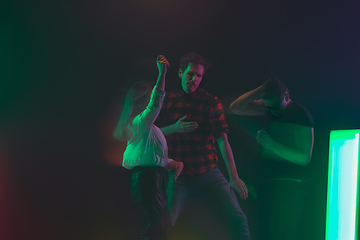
[326,130,359,240]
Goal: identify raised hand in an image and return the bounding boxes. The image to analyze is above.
[157,55,170,75]
[173,115,198,133]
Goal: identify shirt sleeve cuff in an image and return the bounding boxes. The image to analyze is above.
[153,86,166,96]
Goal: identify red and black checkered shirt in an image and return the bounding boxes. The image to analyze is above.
[155,88,229,176]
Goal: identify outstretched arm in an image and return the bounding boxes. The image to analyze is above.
[217,133,248,199]
[230,85,265,116]
[256,127,314,166]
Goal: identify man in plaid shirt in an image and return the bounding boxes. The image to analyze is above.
[156,52,251,239]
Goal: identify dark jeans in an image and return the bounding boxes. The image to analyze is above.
[258,179,309,240]
[130,166,172,240]
[167,165,251,240]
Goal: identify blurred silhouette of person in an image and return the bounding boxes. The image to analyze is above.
[113,55,186,240]
[230,78,314,240]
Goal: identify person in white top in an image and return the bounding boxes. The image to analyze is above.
[113,55,194,240]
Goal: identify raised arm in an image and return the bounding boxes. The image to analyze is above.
[155,55,169,91]
[230,85,266,116]
[131,56,170,132]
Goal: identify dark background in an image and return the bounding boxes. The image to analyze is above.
[1,0,359,239]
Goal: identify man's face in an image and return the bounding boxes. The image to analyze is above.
[262,94,287,116]
[179,63,204,94]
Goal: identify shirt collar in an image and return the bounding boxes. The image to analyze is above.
[180,87,200,98]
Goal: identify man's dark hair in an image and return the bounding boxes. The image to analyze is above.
[180,52,212,72]
[262,78,289,99]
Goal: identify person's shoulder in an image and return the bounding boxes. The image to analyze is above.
[292,101,312,117]
[291,101,314,127]
[197,88,218,100]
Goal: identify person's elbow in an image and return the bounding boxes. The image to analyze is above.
[112,132,122,141]
[230,101,243,115]
[229,102,237,113]
[299,153,311,166]
[216,133,228,145]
